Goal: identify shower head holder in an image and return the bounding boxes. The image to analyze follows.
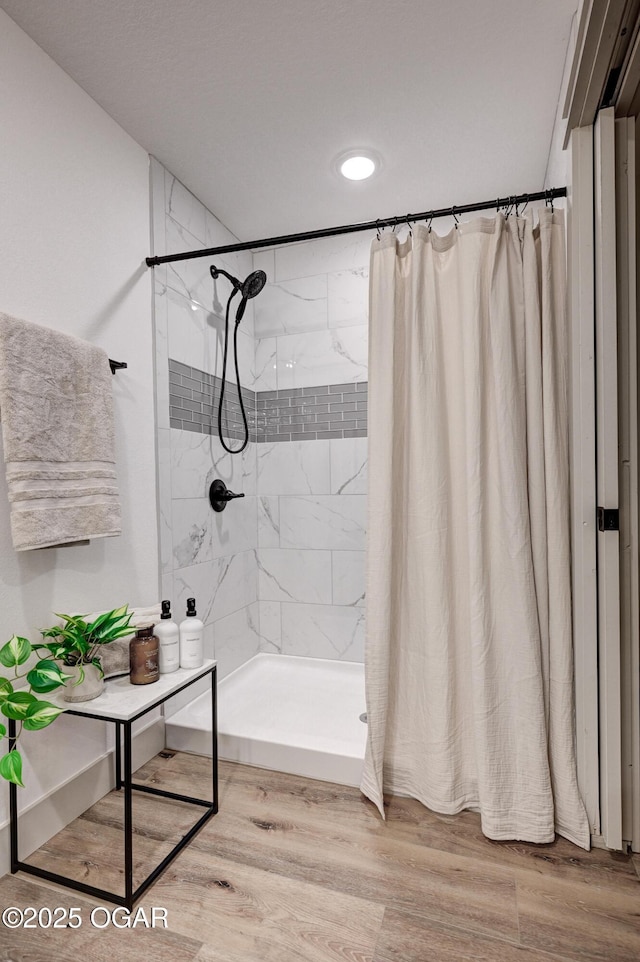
[209,478,245,512]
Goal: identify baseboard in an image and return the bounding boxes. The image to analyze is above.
[590,833,607,849]
[0,716,165,878]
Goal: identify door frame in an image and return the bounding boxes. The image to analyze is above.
[594,107,623,852]
[568,123,601,839]
[565,3,640,853]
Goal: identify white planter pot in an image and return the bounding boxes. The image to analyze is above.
[63,663,104,703]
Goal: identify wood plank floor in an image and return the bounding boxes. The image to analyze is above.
[2,752,639,961]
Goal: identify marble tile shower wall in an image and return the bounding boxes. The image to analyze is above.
[252,235,372,662]
[152,158,260,681]
[153,153,372,672]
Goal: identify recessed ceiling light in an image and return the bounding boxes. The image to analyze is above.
[341,155,375,180]
[335,149,380,181]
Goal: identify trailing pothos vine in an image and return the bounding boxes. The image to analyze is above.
[0,605,132,787]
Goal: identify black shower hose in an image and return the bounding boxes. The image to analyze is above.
[217,289,250,454]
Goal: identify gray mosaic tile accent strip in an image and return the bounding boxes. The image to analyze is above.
[168,359,257,441]
[168,359,367,442]
[255,381,367,442]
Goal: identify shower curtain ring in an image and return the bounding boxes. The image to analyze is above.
[406,215,413,236]
[452,206,459,228]
[427,212,433,233]
[376,219,382,241]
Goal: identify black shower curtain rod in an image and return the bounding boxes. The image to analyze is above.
[145,186,566,267]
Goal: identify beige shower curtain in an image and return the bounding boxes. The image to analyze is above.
[361,209,590,849]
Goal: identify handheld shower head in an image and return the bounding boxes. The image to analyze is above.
[241,270,267,299]
[210,267,267,320]
[236,270,267,321]
[210,264,268,455]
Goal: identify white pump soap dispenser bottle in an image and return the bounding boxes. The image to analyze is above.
[155,599,180,674]
[179,597,204,669]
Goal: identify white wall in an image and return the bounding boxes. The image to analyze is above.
[0,9,159,863]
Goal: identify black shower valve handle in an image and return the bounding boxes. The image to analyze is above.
[209,478,245,512]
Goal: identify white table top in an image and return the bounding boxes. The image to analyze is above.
[49,660,215,721]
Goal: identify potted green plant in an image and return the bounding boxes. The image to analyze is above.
[0,605,133,786]
[40,605,133,703]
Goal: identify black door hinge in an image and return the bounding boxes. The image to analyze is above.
[597,507,619,531]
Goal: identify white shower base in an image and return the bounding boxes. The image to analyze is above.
[165,653,367,787]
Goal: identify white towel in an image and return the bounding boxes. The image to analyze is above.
[0,313,122,550]
[73,603,163,630]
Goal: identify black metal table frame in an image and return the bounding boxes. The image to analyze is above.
[9,664,217,909]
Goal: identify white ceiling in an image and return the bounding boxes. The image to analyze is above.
[1,0,576,242]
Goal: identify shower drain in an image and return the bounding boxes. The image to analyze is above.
[359,712,368,723]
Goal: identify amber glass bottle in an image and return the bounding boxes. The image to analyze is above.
[129,624,159,685]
